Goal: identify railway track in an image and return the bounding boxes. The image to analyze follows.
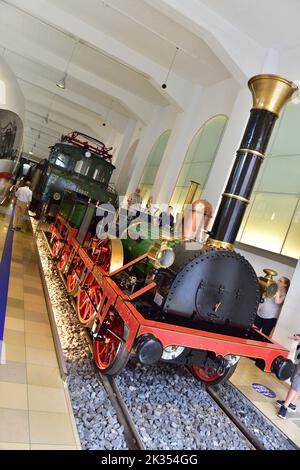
[36,225,296,451]
[205,385,264,450]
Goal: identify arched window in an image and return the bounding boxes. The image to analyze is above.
[139,129,171,205]
[237,100,300,259]
[170,115,228,214]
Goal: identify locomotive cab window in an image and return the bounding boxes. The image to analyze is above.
[92,164,111,184]
[52,153,70,169]
[74,159,92,177]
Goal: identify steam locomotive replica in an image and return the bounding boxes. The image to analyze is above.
[47,74,297,385]
[30,131,118,218]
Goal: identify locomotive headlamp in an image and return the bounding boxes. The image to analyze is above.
[53,192,61,201]
[85,151,92,158]
[162,345,185,361]
[147,243,175,269]
[258,268,278,299]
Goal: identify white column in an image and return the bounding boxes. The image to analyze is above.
[273,258,300,358]
[125,107,164,199]
[111,119,138,185]
[152,86,203,204]
[202,87,251,212]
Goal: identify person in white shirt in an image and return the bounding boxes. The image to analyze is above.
[12,181,32,231]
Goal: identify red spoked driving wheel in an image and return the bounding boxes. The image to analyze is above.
[192,363,238,386]
[93,312,129,376]
[66,257,83,296]
[77,284,101,326]
[57,246,70,272]
[52,240,63,259]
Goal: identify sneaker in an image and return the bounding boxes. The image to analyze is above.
[278,405,287,419]
[276,400,297,412]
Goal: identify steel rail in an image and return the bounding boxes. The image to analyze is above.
[205,385,264,450]
[83,331,145,451]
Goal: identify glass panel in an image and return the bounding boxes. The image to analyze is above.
[193,116,228,162]
[185,128,203,163]
[269,102,300,156]
[256,156,300,194]
[235,101,300,256]
[139,129,171,188]
[281,198,300,258]
[170,115,228,214]
[55,153,69,169]
[236,193,255,241]
[74,159,91,176]
[240,193,298,253]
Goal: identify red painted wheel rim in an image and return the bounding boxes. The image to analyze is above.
[57,250,68,271]
[93,314,123,371]
[77,286,100,326]
[67,270,78,293]
[52,241,62,258]
[66,258,82,294]
[192,365,223,382]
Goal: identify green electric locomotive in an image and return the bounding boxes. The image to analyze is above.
[31,131,118,218]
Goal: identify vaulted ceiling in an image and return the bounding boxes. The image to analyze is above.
[0,0,231,159]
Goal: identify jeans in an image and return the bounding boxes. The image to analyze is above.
[254,315,277,336]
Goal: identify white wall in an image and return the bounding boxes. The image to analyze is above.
[152,77,239,203]
[123,104,178,198]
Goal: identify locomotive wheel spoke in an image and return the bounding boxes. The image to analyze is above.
[93,313,126,373]
[66,259,83,296]
[57,249,68,272]
[77,286,100,326]
[192,363,238,386]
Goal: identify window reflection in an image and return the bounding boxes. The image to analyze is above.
[240,193,298,254]
[55,153,70,169]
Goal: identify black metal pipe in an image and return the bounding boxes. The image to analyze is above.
[209,110,276,244]
[208,75,297,247]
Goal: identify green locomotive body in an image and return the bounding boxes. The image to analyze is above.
[31,132,118,218]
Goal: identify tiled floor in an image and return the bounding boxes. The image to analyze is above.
[231,357,300,448]
[0,204,81,450]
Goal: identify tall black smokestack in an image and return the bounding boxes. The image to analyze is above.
[206,74,297,251]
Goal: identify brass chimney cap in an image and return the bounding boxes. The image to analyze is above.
[248,74,298,116]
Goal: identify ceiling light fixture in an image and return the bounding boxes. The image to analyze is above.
[56,39,79,90]
[162,46,179,90]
